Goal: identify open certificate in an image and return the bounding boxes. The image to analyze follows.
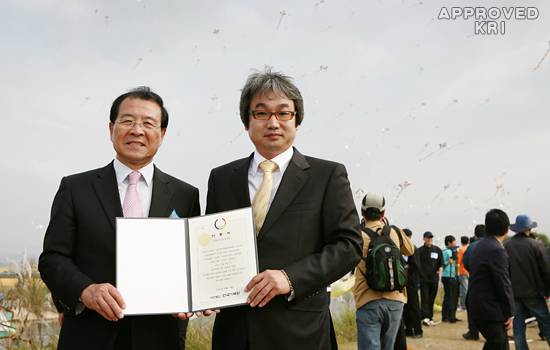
[116,207,258,315]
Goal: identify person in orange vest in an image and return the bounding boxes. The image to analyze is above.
[457,236,470,310]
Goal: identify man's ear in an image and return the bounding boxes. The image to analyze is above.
[109,122,114,142]
[159,128,167,146]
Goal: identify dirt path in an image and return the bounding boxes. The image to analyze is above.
[340,311,550,350]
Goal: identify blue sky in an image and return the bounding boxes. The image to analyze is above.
[1,0,549,261]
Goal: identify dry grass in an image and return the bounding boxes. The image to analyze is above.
[0,254,58,350]
[336,308,550,350]
[185,315,214,350]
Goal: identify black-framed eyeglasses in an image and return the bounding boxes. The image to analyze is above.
[115,119,160,131]
[248,110,297,121]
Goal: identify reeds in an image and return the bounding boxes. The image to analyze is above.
[185,314,215,350]
[0,251,58,350]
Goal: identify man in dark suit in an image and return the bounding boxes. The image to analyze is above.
[467,209,514,350]
[39,87,200,349]
[206,67,363,350]
[462,224,485,341]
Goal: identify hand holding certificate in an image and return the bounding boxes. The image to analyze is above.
[116,207,258,315]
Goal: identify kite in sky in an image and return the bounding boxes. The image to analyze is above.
[392,181,412,206]
[417,142,429,155]
[477,99,490,107]
[442,99,458,112]
[229,128,246,144]
[409,102,426,112]
[419,142,447,162]
[433,184,451,201]
[484,184,505,203]
[437,142,463,157]
[277,11,290,29]
[354,188,365,199]
[314,1,325,11]
[534,41,550,71]
[133,58,142,70]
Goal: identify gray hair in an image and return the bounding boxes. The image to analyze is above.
[239,66,304,128]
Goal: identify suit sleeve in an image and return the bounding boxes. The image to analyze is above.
[206,170,217,215]
[190,187,201,217]
[38,177,95,312]
[282,164,363,300]
[490,248,515,318]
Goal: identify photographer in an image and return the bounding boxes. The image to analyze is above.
[442,235,461,323]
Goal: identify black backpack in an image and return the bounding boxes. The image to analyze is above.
[360,225,408,292]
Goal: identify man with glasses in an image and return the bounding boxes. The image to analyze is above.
[39,87,201,349]
[206,67,363,350]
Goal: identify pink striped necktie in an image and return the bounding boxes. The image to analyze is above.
[123,171,143,218]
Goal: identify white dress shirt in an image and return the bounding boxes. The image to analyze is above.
[248,147,294,209]
[113,158,154,217]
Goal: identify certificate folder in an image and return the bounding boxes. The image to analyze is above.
[116,207,258,315]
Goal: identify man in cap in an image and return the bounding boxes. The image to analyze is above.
[504,215,550,350]
[417,231,444,326]
[354,193,415,350]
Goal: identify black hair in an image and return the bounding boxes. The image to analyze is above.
[403,228,412,237]
[361,208,383,221]
[461,236,469,245]
[109,86,169,128]
[444,235,456,246]
[485,209,509,237]
[474,224,486,238]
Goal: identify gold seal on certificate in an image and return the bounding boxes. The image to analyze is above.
[116,207,258,315]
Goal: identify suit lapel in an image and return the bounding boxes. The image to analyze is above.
[230,154,253,209]
[149,165,174,217]
[92,162,122,231]
[258,149,310,241]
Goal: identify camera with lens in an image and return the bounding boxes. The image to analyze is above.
[447,245,459,261]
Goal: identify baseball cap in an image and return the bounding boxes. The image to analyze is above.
[361,193,385,212]
[423,231,434,238]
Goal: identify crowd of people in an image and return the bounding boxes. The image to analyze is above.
[36,66,548,350]
[352,197,550,350]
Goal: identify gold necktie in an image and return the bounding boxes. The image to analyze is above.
[252,161,279,235]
